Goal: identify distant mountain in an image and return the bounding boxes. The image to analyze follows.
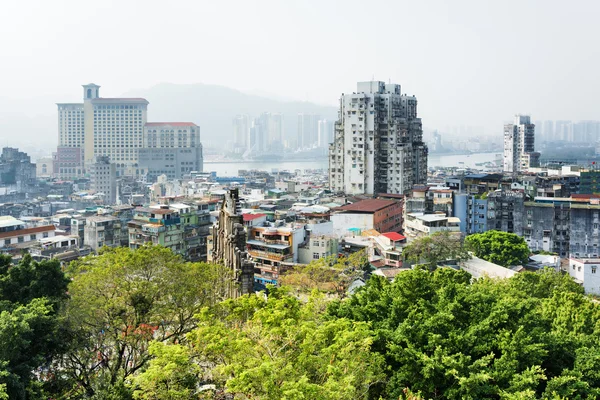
[121,83,338,148]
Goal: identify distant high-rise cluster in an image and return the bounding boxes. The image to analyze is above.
[297,113,320,150]
[231,112,333,155]
[503,115,539,173]
[328,80,428,195]
[534,120,600,143]
[232,113,283,156]
[56,84,203,180]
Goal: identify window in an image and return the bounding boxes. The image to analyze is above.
[18,236,24,243]
[313,252,320,260]
[593,266,597,274]
[578,266,582,272]
[4,239,9,246]
[43,232,49,238]
[30,234,36,240]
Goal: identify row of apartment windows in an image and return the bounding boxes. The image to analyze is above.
[94,105,144,110]
[4,232,49,245]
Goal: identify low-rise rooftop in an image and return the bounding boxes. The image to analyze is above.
[336,199,396,213]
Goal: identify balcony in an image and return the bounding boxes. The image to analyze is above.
[248,249,291,261]
[142,225,165,234]
[149,217,181,226]
[258,238,289,246]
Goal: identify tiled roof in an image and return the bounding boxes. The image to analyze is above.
[381,232,406,241]
[336,199,396,213]
[243,213,267,222]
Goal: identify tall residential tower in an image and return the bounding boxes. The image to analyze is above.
[503,115,539,173]
[328,81,427,195]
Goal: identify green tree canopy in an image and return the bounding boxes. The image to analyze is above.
[466,230,530,267]
[0,253,69,308]
[0,254,70,399]
[328,267,595,399]
[135,287,386,399]
[53,245,232,398]
[402,230,471,269]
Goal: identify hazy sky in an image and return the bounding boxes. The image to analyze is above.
[1,0,599,142]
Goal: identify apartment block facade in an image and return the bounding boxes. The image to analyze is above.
[503,115,539,173]
[329,81,427,195]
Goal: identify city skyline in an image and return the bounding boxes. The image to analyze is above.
[1,0,600,149]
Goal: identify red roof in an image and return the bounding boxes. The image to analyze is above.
[572,194,600,199]
[336,199,396,213]
[145,122,198,127]
[0,225,55,240]
[243,213,266,222]
[381,232,406,242]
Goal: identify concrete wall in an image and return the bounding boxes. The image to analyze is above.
[331,213,374,237]
[569,258,600,295]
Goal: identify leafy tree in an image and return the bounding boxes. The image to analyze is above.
[0,299,62,399]
[279,249,369,296]
[0,254,70,399]
[328,267,600,399]
[466,230,530,267]
[0,253,69,308]
[181,287,386,399]
[402,230,471,269]
[132,342,199,400]
[53,245,232,397]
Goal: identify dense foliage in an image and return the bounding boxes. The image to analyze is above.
[402,231,471,269]
[135,287,386,399]
[48,245,233,398]
[0,254,69,399]
[466,230,530,267]
[329,267,599,399]
[2,244,600,399]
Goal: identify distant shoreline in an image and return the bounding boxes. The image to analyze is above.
[204,158,327,164]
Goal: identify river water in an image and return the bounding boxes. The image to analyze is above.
[204,152,500,176]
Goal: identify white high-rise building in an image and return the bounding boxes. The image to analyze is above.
[139,122,203,181]
[58,84,148,176]
[329,81,427,195]
[57,84,201,178]
[503,115,539,173]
